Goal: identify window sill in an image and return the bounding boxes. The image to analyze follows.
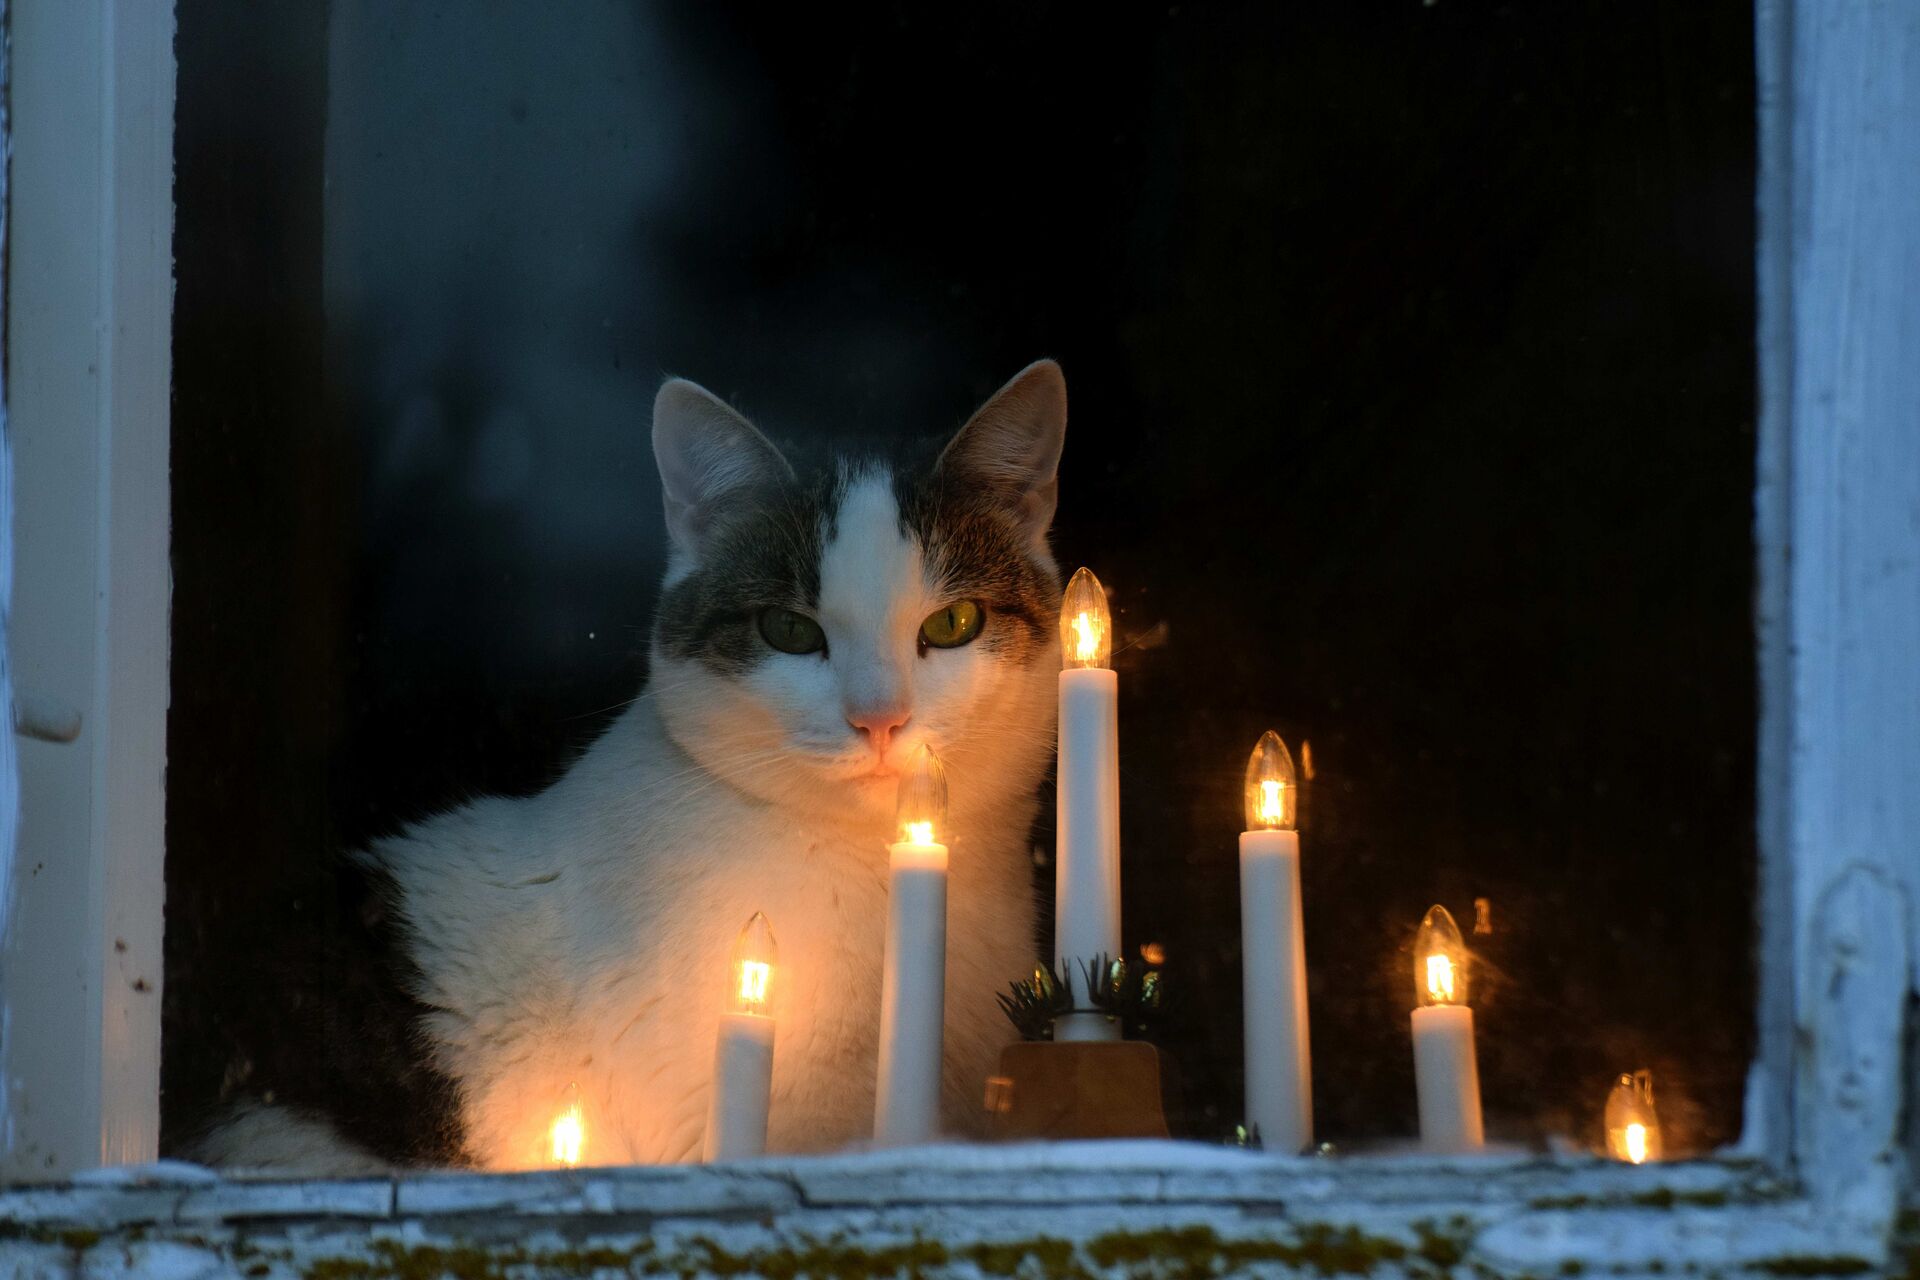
[0,1141,1884,1277]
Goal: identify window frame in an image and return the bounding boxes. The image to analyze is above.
[3,0,1916,1270]
[1,0,173,1180]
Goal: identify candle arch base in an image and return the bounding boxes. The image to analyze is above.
[986,1040,1176,1141]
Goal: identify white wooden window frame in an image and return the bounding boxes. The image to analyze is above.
[1,0,1915,1273]
[1,0,173,1181]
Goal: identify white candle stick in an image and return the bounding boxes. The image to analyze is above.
[875,746,949,1144]
[1055,567,1121,1042]
[1239,730,1313,1154]
[1410,904,1484,1153]
[703,912,777,1161]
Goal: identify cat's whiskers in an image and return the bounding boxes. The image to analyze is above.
[605,740,798,806]
[560,691,648,722]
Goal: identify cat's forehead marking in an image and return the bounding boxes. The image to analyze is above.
[817,468,920,629]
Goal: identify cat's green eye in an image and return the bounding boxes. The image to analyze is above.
[920,600,985,650]
[757,607,827,655]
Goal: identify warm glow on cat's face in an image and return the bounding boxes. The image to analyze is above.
[654,471,1057,830]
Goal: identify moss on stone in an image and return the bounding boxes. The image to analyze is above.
[1081,1221,1417,1277]
[1411,1218,1469,1267]
[675,1233,954,1280]
[306,1239,650,1280]
[962,1236,1089,1280]
[288,1221,1471,1280]
[1750,1257,1874,1277]
[638,1223,1431,1279]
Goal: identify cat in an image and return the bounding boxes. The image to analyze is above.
[188,360,1068,1171]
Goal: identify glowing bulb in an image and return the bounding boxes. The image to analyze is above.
[1243,731,1298,830]
[893,744,949,847]
[1059,567,1111,669]
[1413,904,1469,1007]
[1605,1071,1662,1163]
[738,960,770,1006]
[729,912,778,1017]
[549,1084,584,1167]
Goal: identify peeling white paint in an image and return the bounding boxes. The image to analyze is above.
[1756,0,1920,1224]
[0,1145,1884,1278]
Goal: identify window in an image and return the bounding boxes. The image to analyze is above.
[3,1,1915,1274]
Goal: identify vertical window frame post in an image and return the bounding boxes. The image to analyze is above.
[0,0,175,1180]
[1753,0,1920,1227]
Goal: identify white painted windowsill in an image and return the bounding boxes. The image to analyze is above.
[0,1142,1881,1278]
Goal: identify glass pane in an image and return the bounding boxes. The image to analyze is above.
[165,1,1755,1167]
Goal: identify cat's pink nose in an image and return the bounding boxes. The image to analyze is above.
[847,706,911,759]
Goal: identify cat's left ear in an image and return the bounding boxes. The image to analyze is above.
[938,359,1068,546]
[653,378,794,555]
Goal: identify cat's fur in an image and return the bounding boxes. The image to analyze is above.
[198,361,1068,1170]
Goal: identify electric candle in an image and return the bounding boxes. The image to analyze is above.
[874,746,949,1144]
[1056,567,1121,1042]
[1410,904,1485,1153]
[1605,1070,1662,1164]
[549,1082,585,1167]
[1239,731,1313,1153]
[702,912,777,1161]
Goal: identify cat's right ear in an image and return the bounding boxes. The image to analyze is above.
[937,359,1068,549]
[652,379,793,554]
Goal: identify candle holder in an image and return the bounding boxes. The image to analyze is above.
[995,954,1167,1041]
[987,953,1176,1140]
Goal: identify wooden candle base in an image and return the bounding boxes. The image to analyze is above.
[985,1040,1174,1140]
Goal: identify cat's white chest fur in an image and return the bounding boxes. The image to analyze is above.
[377,698,1041,1167]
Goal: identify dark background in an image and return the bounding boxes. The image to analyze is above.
[167,0,1756,1154]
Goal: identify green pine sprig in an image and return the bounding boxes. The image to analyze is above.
[994,954,1168,1040]
[995,963,1074,1040]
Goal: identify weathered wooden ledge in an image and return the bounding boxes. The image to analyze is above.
[0,1141,1886,1278]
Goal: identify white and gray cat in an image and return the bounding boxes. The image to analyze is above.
[193,360,1069,1171]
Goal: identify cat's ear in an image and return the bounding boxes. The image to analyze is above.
[938,359,1068,545]
[652,379,793,553]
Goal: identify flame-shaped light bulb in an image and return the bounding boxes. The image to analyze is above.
[549,1082,585,1167]
[729,912,778,1017]
[1605,1071,1662,1164]
[1244,731,1298,831]
[1414,904,1469,1007]
[1059,567,1111,670]
[894,744,949,847]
